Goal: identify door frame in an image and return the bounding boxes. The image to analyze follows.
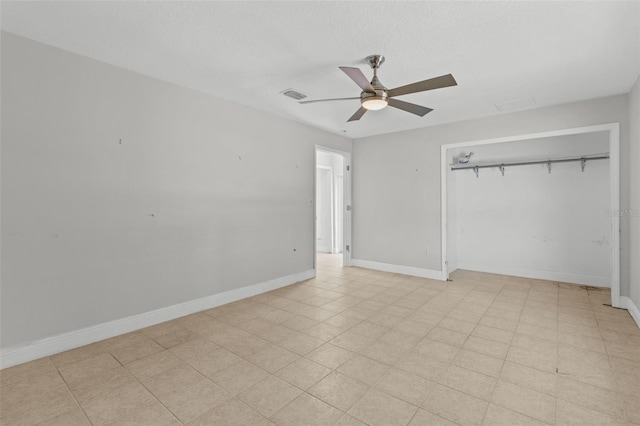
[440,123,621,307]
[315,146,352,267]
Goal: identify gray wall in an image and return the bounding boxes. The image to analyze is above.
[0,32,351,348]
[629,75,640,309]
[353,94,631,296]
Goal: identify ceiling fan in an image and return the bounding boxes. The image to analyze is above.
[300,55,457,122]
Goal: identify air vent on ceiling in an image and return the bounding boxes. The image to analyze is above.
[281,89,307,101]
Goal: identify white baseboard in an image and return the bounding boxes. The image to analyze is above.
[456,261,610,287]
[620,296,640,329]
[0,269,315,369]
[351,259,443,280]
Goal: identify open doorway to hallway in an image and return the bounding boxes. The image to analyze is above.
[315,147,351,268]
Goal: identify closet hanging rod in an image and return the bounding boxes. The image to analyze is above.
[450,154,609,171]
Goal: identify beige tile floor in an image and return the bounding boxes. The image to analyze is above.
[2,253,640,425]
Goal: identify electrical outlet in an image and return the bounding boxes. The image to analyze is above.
[425,247,430,254]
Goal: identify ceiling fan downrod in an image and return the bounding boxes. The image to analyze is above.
[366,55,385,85]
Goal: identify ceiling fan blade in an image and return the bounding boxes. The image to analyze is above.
[299,97,360,104]
[388,98,433,117]
[388,74,457,98]
[339,67,376,93]
[347,106,367,122]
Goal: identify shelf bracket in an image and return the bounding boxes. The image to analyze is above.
[547,161,552,174]
[499,164,505,176]
[474,165,479,178]
[581,158,586,172]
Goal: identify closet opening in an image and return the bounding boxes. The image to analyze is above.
[441,124,621,307]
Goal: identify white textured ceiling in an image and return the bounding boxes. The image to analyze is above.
[2,1,639,139]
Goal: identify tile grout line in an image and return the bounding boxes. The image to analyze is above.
[126,357,186,425]
[599,296,630,423]
[50,359,96,426]
[114,351,186,425]
[478,279,529,425]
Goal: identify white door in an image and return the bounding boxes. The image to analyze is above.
[316,167,333,253]
[334,175,344,253]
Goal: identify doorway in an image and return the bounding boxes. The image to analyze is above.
[440,123,621,307]
[315,146,351,268]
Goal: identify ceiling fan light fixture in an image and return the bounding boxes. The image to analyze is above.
[361,90,389,110]
[362,97,388,110]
